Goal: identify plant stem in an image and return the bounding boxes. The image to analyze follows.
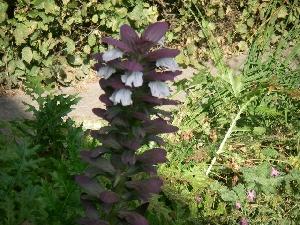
[205,96,256,176]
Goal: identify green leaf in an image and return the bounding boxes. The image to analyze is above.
[29,66,41,76]
[83,45,91,54]
[81,3,88,17]
[220,190,238,202]
[246,18,254,27]
[32,51,42,61]
[34,0,60,14]
[13,23,30,45]
[277,6,288,18]
[61,36,75,54]
[22,47,33,63]
[128,4,143,24]
[92,14,98,23]
[7,60,16,74]
[224,70,243,97]
[88,34,96,46]
[262,148,278,158]
[253,127,266,135]
[14,69,25,77]
[68,55,82,66]
[0,1,8,23]
[238,41,248,51]
[232,184,246,200]
[236,23,248,34]
[16,60,26,70]
[62,0,70,5]
[207,22,216,31]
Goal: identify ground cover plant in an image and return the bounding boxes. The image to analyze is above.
[0,0,159,88]
[1,0,299,88]
[146,3,300,225]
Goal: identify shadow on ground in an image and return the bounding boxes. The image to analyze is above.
[0,95,33,122]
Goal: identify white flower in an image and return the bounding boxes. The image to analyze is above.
[148,81,170,98]
[121,71,143,87]
[97,66,116,79]
[102,48,123,62]
[109,89,133,106]
[156,57,179,72]
[158,37,165,46]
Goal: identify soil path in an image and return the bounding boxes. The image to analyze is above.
[0,67,197,129]
[0,53,251,129]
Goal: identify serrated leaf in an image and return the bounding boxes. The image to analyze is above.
[225,70,243,97]
[22,47,33,63]
[207,22,216,31]
[238,41,248,51]
[29,66,40,76]
[262,148,278,158]
[62,0,70,4]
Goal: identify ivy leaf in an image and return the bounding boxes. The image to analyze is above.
[236,23,248,34]
[92,15,98,23]
[7,60,16,74]
[277,6,288,18]
[13,23,31,45]
[22,47,33,63]
[88,34,96,47]
[128,4,144,26]
[68,55,83,66]
[61,36,76,54]
[34,0,60,14]
[0,1,8,23]
[83,45,91,54]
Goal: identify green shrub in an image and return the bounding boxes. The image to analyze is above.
[0,88,87,224]
[1,0,299,88]
[0,0,158,88]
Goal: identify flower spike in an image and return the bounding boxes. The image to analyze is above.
[78,22,181,224]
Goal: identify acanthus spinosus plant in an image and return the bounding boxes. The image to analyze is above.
[75,22,182,225]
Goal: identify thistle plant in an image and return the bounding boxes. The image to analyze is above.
[75,22,181,225]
